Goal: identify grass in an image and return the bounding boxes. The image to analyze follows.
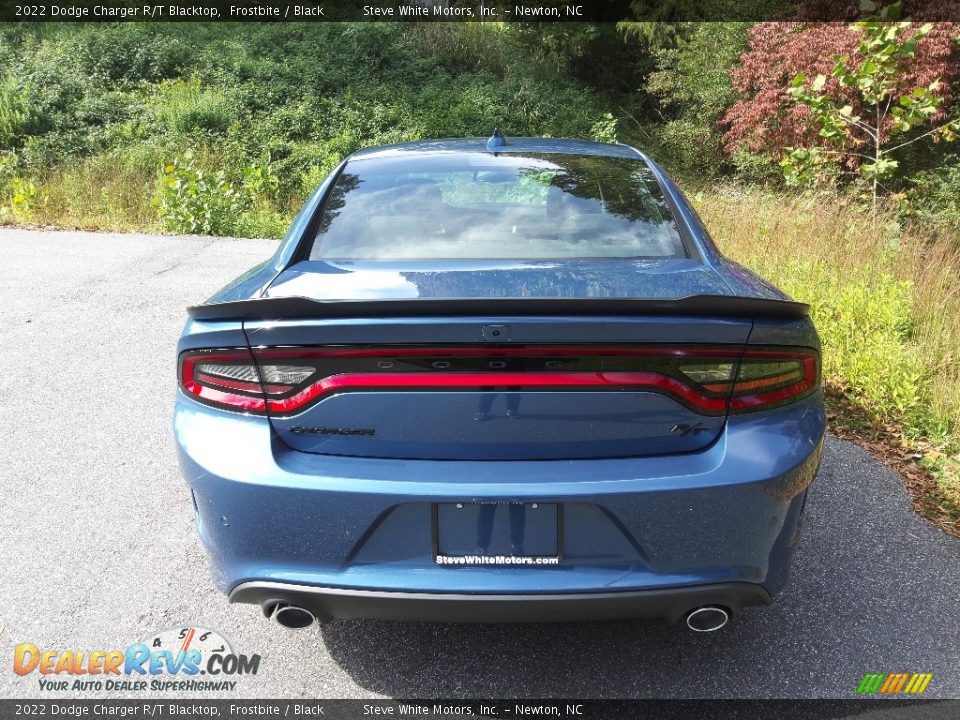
[30,154,158,231]
[694,187,960,535]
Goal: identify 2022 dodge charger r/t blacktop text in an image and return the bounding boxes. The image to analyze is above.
[175,136,825,632]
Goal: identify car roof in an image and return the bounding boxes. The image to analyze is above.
[349,137,646,162]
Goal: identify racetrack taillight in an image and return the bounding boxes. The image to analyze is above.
[178,345,818,416]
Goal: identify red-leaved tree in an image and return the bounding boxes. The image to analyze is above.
[721,21,957,163]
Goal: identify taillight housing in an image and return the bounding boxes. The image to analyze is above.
[178,345,819,416]
[179,349,316,413]
[728,351,819,412]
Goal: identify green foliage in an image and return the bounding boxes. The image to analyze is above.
[701,191,940,437]
[298,162,336,199]
[241,157,280,202]
[0,154,44,222]
[728,147,782,185]
[509,22,646,100]
[154,151,284,237]
[0,74,31,148]
[775,260,935,433]
[645,23,751,177]
[782,20,957,204]
[1,23,630,234]
[68,23,190,85]
[233,208,289,240]
[8,175,40,215]
[807,266,927,424]
[590,113,619,144]
[154,151,243,235]
[781,146,841,188]
[150,79,236,136]
[5,20,960,237]
[901,154,960,228]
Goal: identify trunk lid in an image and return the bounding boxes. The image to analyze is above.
[243,316,752,461]
[189,259,809,461]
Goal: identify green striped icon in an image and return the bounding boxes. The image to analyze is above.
[857,673,933,694]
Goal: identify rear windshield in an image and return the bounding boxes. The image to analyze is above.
[308,152,688,261]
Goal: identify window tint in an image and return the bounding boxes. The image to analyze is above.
[309,152,687,261]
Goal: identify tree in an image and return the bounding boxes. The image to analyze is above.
[782,20,960,207]
[645,22,752,176]
[721,19,956,176]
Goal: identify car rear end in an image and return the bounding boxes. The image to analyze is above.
[174,139,825,628]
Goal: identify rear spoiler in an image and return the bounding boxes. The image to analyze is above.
[187,295,809,322]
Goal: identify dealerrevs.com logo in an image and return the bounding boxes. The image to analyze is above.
[13,626,261,692]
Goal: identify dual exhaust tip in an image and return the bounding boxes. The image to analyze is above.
[263,601,730,632]
[685,605,730,632]
[266,602,316,629]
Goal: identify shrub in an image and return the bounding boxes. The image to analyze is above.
[153,151,244,235]
[151,79,235,137]
[153,151,283,236]
[902,154,960,229]
[0,73,32,149]
[234,209,289,240]
[654,120,727,178]
[32,149,161,231]
[299,161,334,198]
[800,262,926,422]
[590,113,619,144]
[70,24,190,85]
[0,154,44,222]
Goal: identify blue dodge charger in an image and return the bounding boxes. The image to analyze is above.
[175,136,825,632]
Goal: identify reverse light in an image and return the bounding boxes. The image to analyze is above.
[259,365,315,385]
[678,363,735,384]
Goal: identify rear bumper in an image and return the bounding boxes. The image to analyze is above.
[230,581,771,624]
[175,390,825,612]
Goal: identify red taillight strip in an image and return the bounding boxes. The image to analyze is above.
[182,380,267,412]
[703,368,803,394]
[730,369,803,393]
[264,371,729,415]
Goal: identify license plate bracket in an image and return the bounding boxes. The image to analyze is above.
[433,502,562,563]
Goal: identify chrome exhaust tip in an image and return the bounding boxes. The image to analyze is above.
[269,603,316,629]
[685,606,730,632]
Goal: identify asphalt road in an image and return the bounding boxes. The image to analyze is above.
[1,228,958,700]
